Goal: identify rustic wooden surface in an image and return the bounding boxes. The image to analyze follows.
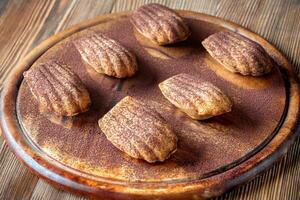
[0,0,299,199]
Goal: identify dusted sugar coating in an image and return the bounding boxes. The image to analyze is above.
[73,33,138,78]
[130,3,190,45]
[23,60,91,116]
[99,96,178,163]
[202,31,273,76]
[159,73,232,120]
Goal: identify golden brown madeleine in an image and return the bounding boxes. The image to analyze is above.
[23,60,91,117]
[202,31,273,76]
[99,96,177,163]
[130,3,190,45]
[159,73,232,120]
[73,33,138,78]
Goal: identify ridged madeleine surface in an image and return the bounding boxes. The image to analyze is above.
[130,3,190,45]
[99,96,177,163]
[23,60,91,117]
[159,73,232,120]
[202,31,273,76]
[74,33,138,78]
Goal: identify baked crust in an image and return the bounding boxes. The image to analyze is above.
[23,60,91,116]
[159,73,232,120]
[99,96,178,163]
[74,33,138,78]
[131,3,190,45]
[202,31,273,76]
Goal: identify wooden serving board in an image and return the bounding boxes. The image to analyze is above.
[0,11,299,200]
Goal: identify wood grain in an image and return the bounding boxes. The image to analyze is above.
[0,0,299,199]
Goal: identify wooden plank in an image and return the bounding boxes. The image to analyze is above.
[0,0,56,88]
[0,0,299,199]
[0,0,9,17]
[0,142,38,199]
[30,180,85,200]
[112,0,219,13]
[0,1,58,199]
[0,128,3,147]
[30,0,115,48]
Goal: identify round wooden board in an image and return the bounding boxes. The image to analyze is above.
[0,11,299,200]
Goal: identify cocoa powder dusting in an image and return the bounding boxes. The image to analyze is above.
[17,17,286,182]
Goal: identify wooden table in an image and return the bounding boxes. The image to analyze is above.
[0,0,299,199]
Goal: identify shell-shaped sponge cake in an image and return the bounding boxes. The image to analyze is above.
[131,3,190,45]
[99,96,178,163]
[23,60,91,117]
[202,31,273,76]
[74,33,138,78]
[159,73,232,120]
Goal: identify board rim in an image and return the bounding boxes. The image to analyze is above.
[0,10,299,199]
